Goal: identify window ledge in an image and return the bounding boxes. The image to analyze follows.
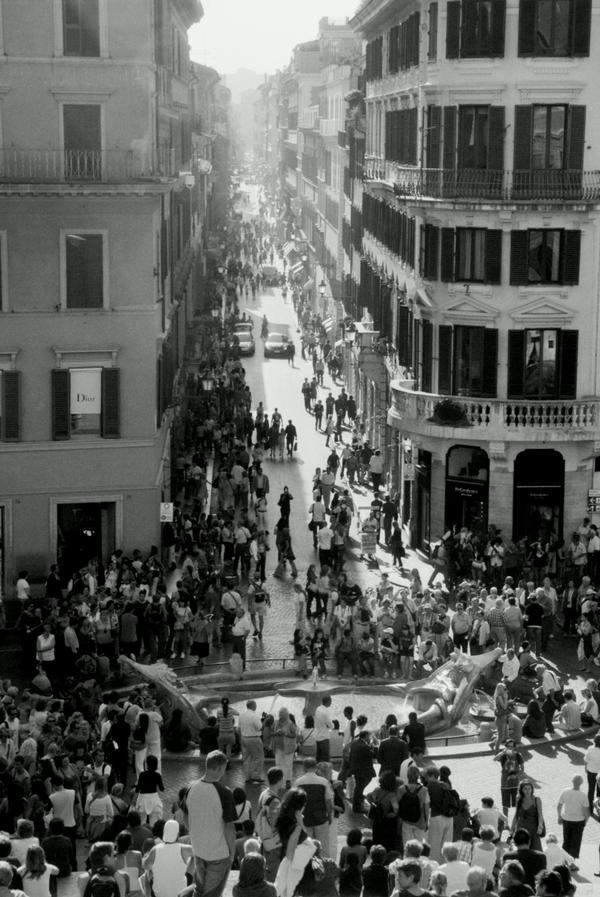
[0,349,19,370]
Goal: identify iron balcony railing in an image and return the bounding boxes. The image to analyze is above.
[364,159,600,202]
[0,148,168,183]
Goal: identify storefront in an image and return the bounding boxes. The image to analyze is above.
[445,445,489,536]
[513,449,564,541]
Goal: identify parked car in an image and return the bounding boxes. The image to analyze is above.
[264,332,290,358]
[230,323,255,356]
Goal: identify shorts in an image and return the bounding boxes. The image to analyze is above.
[501,786,518,808]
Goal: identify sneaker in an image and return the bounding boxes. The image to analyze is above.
[180,653,186,659]
[171,652,177,659]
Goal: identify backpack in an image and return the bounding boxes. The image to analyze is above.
[83,874,120,897]
[255,794,280,851]
[398,785,422,823]
[440,786,461,817]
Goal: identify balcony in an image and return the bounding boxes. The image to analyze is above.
[364,159,600,203]
[0,148,162,183]
[388,379,600,443]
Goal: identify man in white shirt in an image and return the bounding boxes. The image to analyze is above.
[557,775,589,859]
[231,607,252,670]
[314,696,333,762]
[186,751,236,896]
[317,523,333,568]
[238,700,264,783]
[583,732,600,811]
[49,776,78,867]
[499,648,520,682]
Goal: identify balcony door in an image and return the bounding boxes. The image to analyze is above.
[63,104,102,179]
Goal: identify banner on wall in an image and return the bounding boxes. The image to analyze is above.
[70,368,102,414]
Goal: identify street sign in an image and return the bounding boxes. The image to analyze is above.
[160,502,174,523]
[588,490,600,513]
[404,463,415,482]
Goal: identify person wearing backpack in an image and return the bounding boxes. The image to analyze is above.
[256,768,285,881]
[424,765,456,862]
[77,841,122,897]
[398,765,430,845]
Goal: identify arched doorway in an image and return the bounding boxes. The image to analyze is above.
[445,446,489,537]
[513,449,564,542]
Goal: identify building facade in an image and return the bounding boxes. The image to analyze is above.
[0,0,213,593]
[351,0,600,549]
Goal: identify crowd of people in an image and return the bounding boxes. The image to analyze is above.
[3,174,600,897]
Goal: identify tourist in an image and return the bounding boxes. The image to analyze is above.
[186,750,237,897]
[141,820,192,897]
[556,775,589,860]
[314,696,333,763]
[294,758,333,855]
[239,700,265,784]
[510,782,546,851]
[272,708,297,788]
[348,731,376,815]
[503,830,547,889]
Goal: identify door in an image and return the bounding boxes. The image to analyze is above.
[415,449,431,551]
[57,502,115,579]
[63,104,102,179]
[513,449,564,541]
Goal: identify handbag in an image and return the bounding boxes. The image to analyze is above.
[293,440,298,451]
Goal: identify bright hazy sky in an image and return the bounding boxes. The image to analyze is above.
[189,0,361,75]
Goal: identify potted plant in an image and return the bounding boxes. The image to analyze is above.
[429,398,471,427]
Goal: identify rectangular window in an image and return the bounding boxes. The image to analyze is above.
[63,104,102,180]
[458,106,489,169]
[0,370,21,441]
[524,329,557,397]
[531,105,566,169]
[456,229,486,281]
[64,232,105,309]
[518,0,591,56]
[446,0,506,58]
[52,367,119,440]
[70,367,102,435]
[428,3,439,59]
[527,229,561,283]
[63,0,100,57]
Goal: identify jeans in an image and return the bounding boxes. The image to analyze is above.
[561,819,586,858]
[526,625,542,656]
[586,770,599,811]
[316,739,330,762]
[241,737,264,781]
[193,855,232,897]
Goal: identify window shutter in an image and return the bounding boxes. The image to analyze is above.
[559,331,578,399]
[438,325,452,395]
[425,225,439,279]
[517,0,536,56]
[481,329,498,397]
[567,107,586,171]
[490,0,506,55]
[421,320,433,392]
[101,368,120,438]
[440,227,455,282]
[562,230,581,285]
[52,369,71,440]
[510,230,529,285]
[513,106,531,170]
[446,1,460,58]
[427,105,441,168]
[487,107,505,171]
[1,371,20,441]
[443,106,457,170]
[484,230,502,284]
[572,0,591,56]
[507,331,525,399]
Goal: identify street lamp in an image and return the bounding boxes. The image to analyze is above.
[319,278,326,298]
[201,374,215,392]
